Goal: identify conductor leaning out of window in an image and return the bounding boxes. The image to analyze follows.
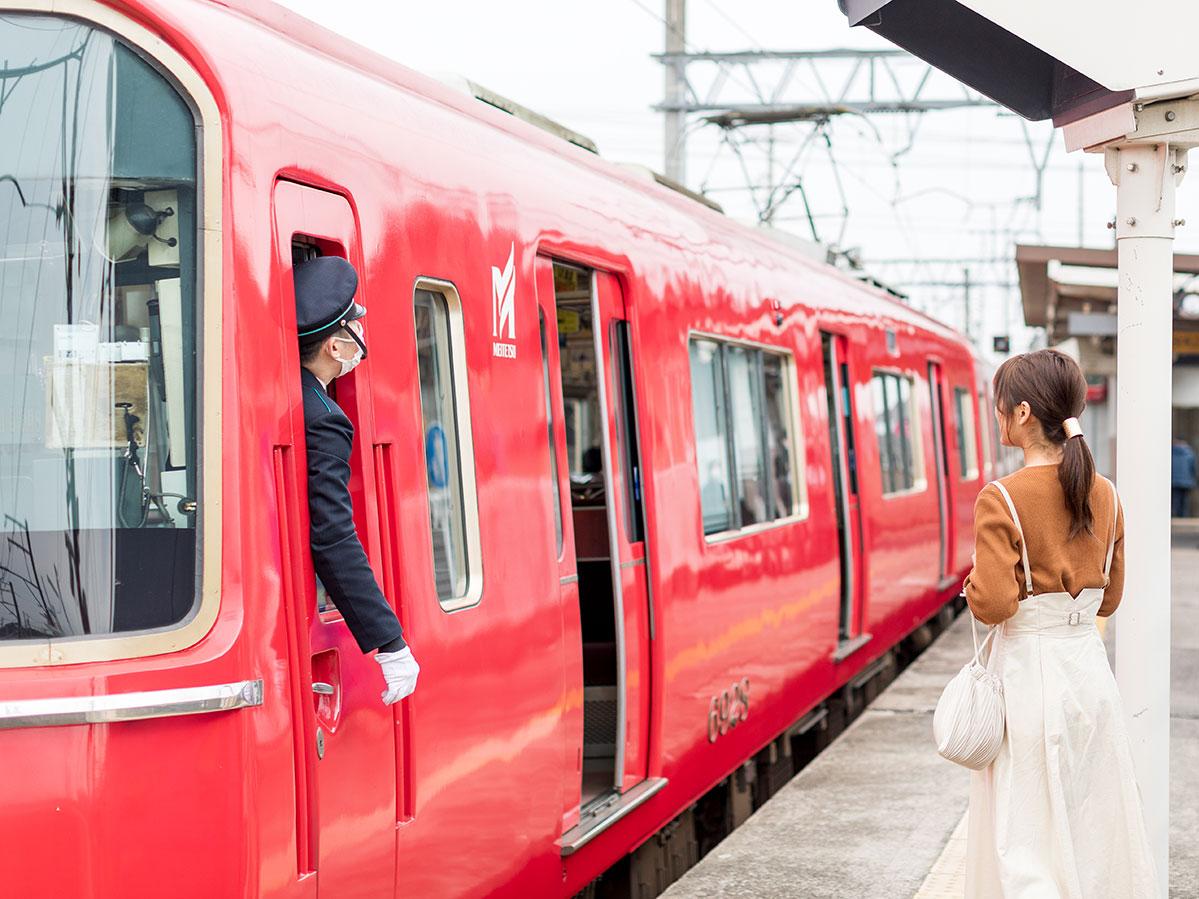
[294,256,419,704]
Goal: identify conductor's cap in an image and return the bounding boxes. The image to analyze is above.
[295,256,367,345]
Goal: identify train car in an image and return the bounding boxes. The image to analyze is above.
[0,1,998,896]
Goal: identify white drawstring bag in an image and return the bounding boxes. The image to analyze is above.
[932,613,1005,770]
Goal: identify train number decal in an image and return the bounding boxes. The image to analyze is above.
[707,677,750,743]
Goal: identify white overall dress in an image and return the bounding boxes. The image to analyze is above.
[965,478,1158,898]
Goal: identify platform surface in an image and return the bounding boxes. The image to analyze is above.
[663,522,1199,899]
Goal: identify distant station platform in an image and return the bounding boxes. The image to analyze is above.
[662,522,1199,899]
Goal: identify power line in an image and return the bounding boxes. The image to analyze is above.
[700,0,768,53]
[625,0,760,99]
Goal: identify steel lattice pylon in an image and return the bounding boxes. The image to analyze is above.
[656,47,1004,231]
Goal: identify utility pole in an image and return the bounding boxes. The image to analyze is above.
[663,0,687,184]
[962,267,972,341]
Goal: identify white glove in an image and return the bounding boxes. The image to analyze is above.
[375,646,419,705]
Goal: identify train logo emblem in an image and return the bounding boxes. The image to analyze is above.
[491,243,517,358]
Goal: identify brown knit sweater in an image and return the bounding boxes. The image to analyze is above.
[964,464,1125,626]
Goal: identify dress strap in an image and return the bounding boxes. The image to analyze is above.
[991,481,1033,596]
[1101,476,1119,581]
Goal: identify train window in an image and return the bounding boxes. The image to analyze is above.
[611,321,645,542]
[872,377,895,494]
[897,376,918,483]
[556,298,602,481]
[977,388,994,480]
[726,346,769,526]
[763,353,802,518]
[690,340,735,534]
[539,310,564,555]
[414,285,482,609]
[955,388,980,481]
[987,385,1004,476]
[0,16,201,643]
[689,335,805,538]
[872,371,925,496]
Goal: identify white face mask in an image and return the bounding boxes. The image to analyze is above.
[332,329,364,377]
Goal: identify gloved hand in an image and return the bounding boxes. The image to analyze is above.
[375,646,419,705]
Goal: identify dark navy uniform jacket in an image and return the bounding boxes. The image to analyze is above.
[301,367,404,652]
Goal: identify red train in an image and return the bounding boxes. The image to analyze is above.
[0,2,1007,896]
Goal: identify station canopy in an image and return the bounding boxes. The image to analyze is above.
[838,0,1199,124]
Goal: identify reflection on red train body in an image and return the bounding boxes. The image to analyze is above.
[0,2,1001,897]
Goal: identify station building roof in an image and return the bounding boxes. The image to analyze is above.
[1015,243,1199,342]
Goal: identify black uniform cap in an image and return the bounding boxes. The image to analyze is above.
[295,256,367,346]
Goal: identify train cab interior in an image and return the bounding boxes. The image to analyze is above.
[550,263,622,808]
[0,35,201,642]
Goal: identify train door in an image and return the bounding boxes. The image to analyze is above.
[533,257,586,838]
[928,361,956,586]
[272,180,397,895]
[595,270,653,794]
[821,333,868,657]
[538,259,659,853]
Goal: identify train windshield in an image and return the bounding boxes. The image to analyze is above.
[0,15,199,644]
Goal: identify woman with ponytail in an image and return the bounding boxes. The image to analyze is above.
[963,349,1157,897]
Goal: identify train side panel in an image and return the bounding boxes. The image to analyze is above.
[0,1,992,897]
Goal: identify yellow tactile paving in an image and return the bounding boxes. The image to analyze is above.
[914,812,968,898]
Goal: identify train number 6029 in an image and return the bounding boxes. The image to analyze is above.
[707,677,751,743]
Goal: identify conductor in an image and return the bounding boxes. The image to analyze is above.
[294,256,419,705]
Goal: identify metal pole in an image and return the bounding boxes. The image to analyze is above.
[1107,141,1178,894]
[664,0,687,184]
[962,267,972,341]
[1078,156,1086,247]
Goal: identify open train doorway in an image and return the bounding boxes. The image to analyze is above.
[534,257,657,843]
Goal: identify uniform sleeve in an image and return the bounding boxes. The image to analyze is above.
[1099,493,1125,618]
[964,484,1023,625]
[306,411,405,653]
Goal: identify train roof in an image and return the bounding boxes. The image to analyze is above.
[151,0,975,354]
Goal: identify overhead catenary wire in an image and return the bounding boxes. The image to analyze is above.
[624,0,762,102]
[638,3,1096,343]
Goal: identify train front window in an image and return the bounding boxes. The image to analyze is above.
[0,16,199,641]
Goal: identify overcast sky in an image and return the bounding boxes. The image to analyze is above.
[275,0,1199,355]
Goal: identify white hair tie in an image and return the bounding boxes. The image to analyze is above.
[1063,417,1083,439]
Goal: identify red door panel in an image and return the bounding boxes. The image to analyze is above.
[535,256,586,833]
[272,179,397,897]
[593,271,651,789]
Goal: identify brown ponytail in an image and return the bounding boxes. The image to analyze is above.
[993,349,1095,540]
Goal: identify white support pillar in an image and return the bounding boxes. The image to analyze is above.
[1105,141,1181,894]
